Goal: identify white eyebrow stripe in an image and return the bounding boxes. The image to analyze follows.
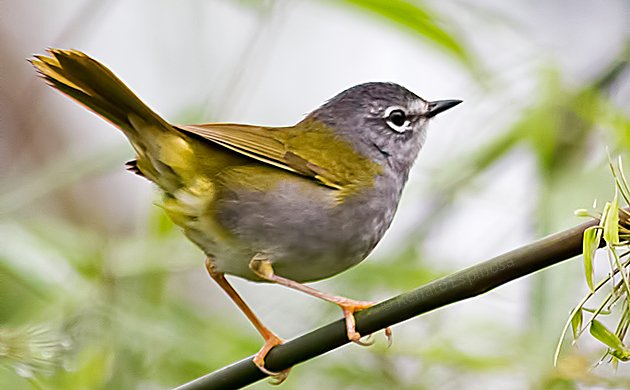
[408,99,428,115]
[383,105,406,118]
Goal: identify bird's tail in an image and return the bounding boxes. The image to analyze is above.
[30,49,185,187]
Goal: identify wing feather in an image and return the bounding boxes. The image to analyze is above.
[178,123,342,189]
[178,119,383,192]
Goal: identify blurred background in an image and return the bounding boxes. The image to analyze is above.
[1,0,630,389]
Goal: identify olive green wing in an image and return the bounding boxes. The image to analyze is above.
[178,122,352,190]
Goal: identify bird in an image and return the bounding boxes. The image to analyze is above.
[30,48,461,382]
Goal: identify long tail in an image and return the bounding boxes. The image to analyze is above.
[30,49,183,187]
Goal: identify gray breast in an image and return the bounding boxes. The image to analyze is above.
[213,168,403,283]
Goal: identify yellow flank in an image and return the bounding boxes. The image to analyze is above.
[157,132,194,172]
[162,181,212,222]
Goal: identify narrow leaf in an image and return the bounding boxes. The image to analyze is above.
[612,349,630,361]
[574,208,591,218]
[590,320,625,351]
[340,0,474,68]
[617,156,630,205]
[571,308,583,339]
[583,226,602,291]
[603,193,620,245]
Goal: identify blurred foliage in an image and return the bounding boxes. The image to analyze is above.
[337,0,478,72]
[1,0,630,389]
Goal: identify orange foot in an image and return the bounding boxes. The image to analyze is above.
[247,256,392,350]
[334,298,393,346]
[252,332,291,385]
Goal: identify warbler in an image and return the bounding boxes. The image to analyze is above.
[31,49,461,382]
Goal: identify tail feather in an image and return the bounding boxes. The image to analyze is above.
[30,49,168,139]
[125,159,146,178]
[30,49,185,187]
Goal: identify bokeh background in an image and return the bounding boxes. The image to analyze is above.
[1,0,630,389]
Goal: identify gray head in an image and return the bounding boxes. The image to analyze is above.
[305,82,461,181]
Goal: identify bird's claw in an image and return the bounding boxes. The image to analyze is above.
[385,326,393,347]
[252,333,291,385]
[259,366,291,385]
[353,333,375,346]
[339,300,393,348]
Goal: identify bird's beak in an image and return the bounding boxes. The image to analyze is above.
[426,99,462,118]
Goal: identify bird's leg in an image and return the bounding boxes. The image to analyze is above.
[205,258,290,384]
[249,255,392,346]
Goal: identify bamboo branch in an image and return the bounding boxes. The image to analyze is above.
[175,216,602,390]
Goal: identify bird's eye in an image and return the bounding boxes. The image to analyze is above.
[384,107,409,132]
[388,109,406,126]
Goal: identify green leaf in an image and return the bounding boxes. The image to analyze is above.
[339,0,474,68]
[612,348,630,361]
[574,208,591,218]
[582,226,602,291]
[570,308,583,339]
[590,320,625,352]
[603,193,620,245]
[616,156,630,205]
[612,356,620,368]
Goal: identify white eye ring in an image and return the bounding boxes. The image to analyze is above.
[384,106,410,133]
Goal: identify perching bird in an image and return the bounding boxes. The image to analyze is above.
[31,49,461,382]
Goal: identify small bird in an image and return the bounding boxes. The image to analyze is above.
[31,49,461,382]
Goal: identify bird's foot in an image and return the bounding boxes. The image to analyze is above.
[252,332,291,385]
[334,298,392,347]
[248,256,392,348]
[205,257,291,384]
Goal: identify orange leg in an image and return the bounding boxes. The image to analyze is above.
[205,258,290,384]
[249,255,392,346]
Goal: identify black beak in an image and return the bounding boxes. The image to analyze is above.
[426,99,462,118]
